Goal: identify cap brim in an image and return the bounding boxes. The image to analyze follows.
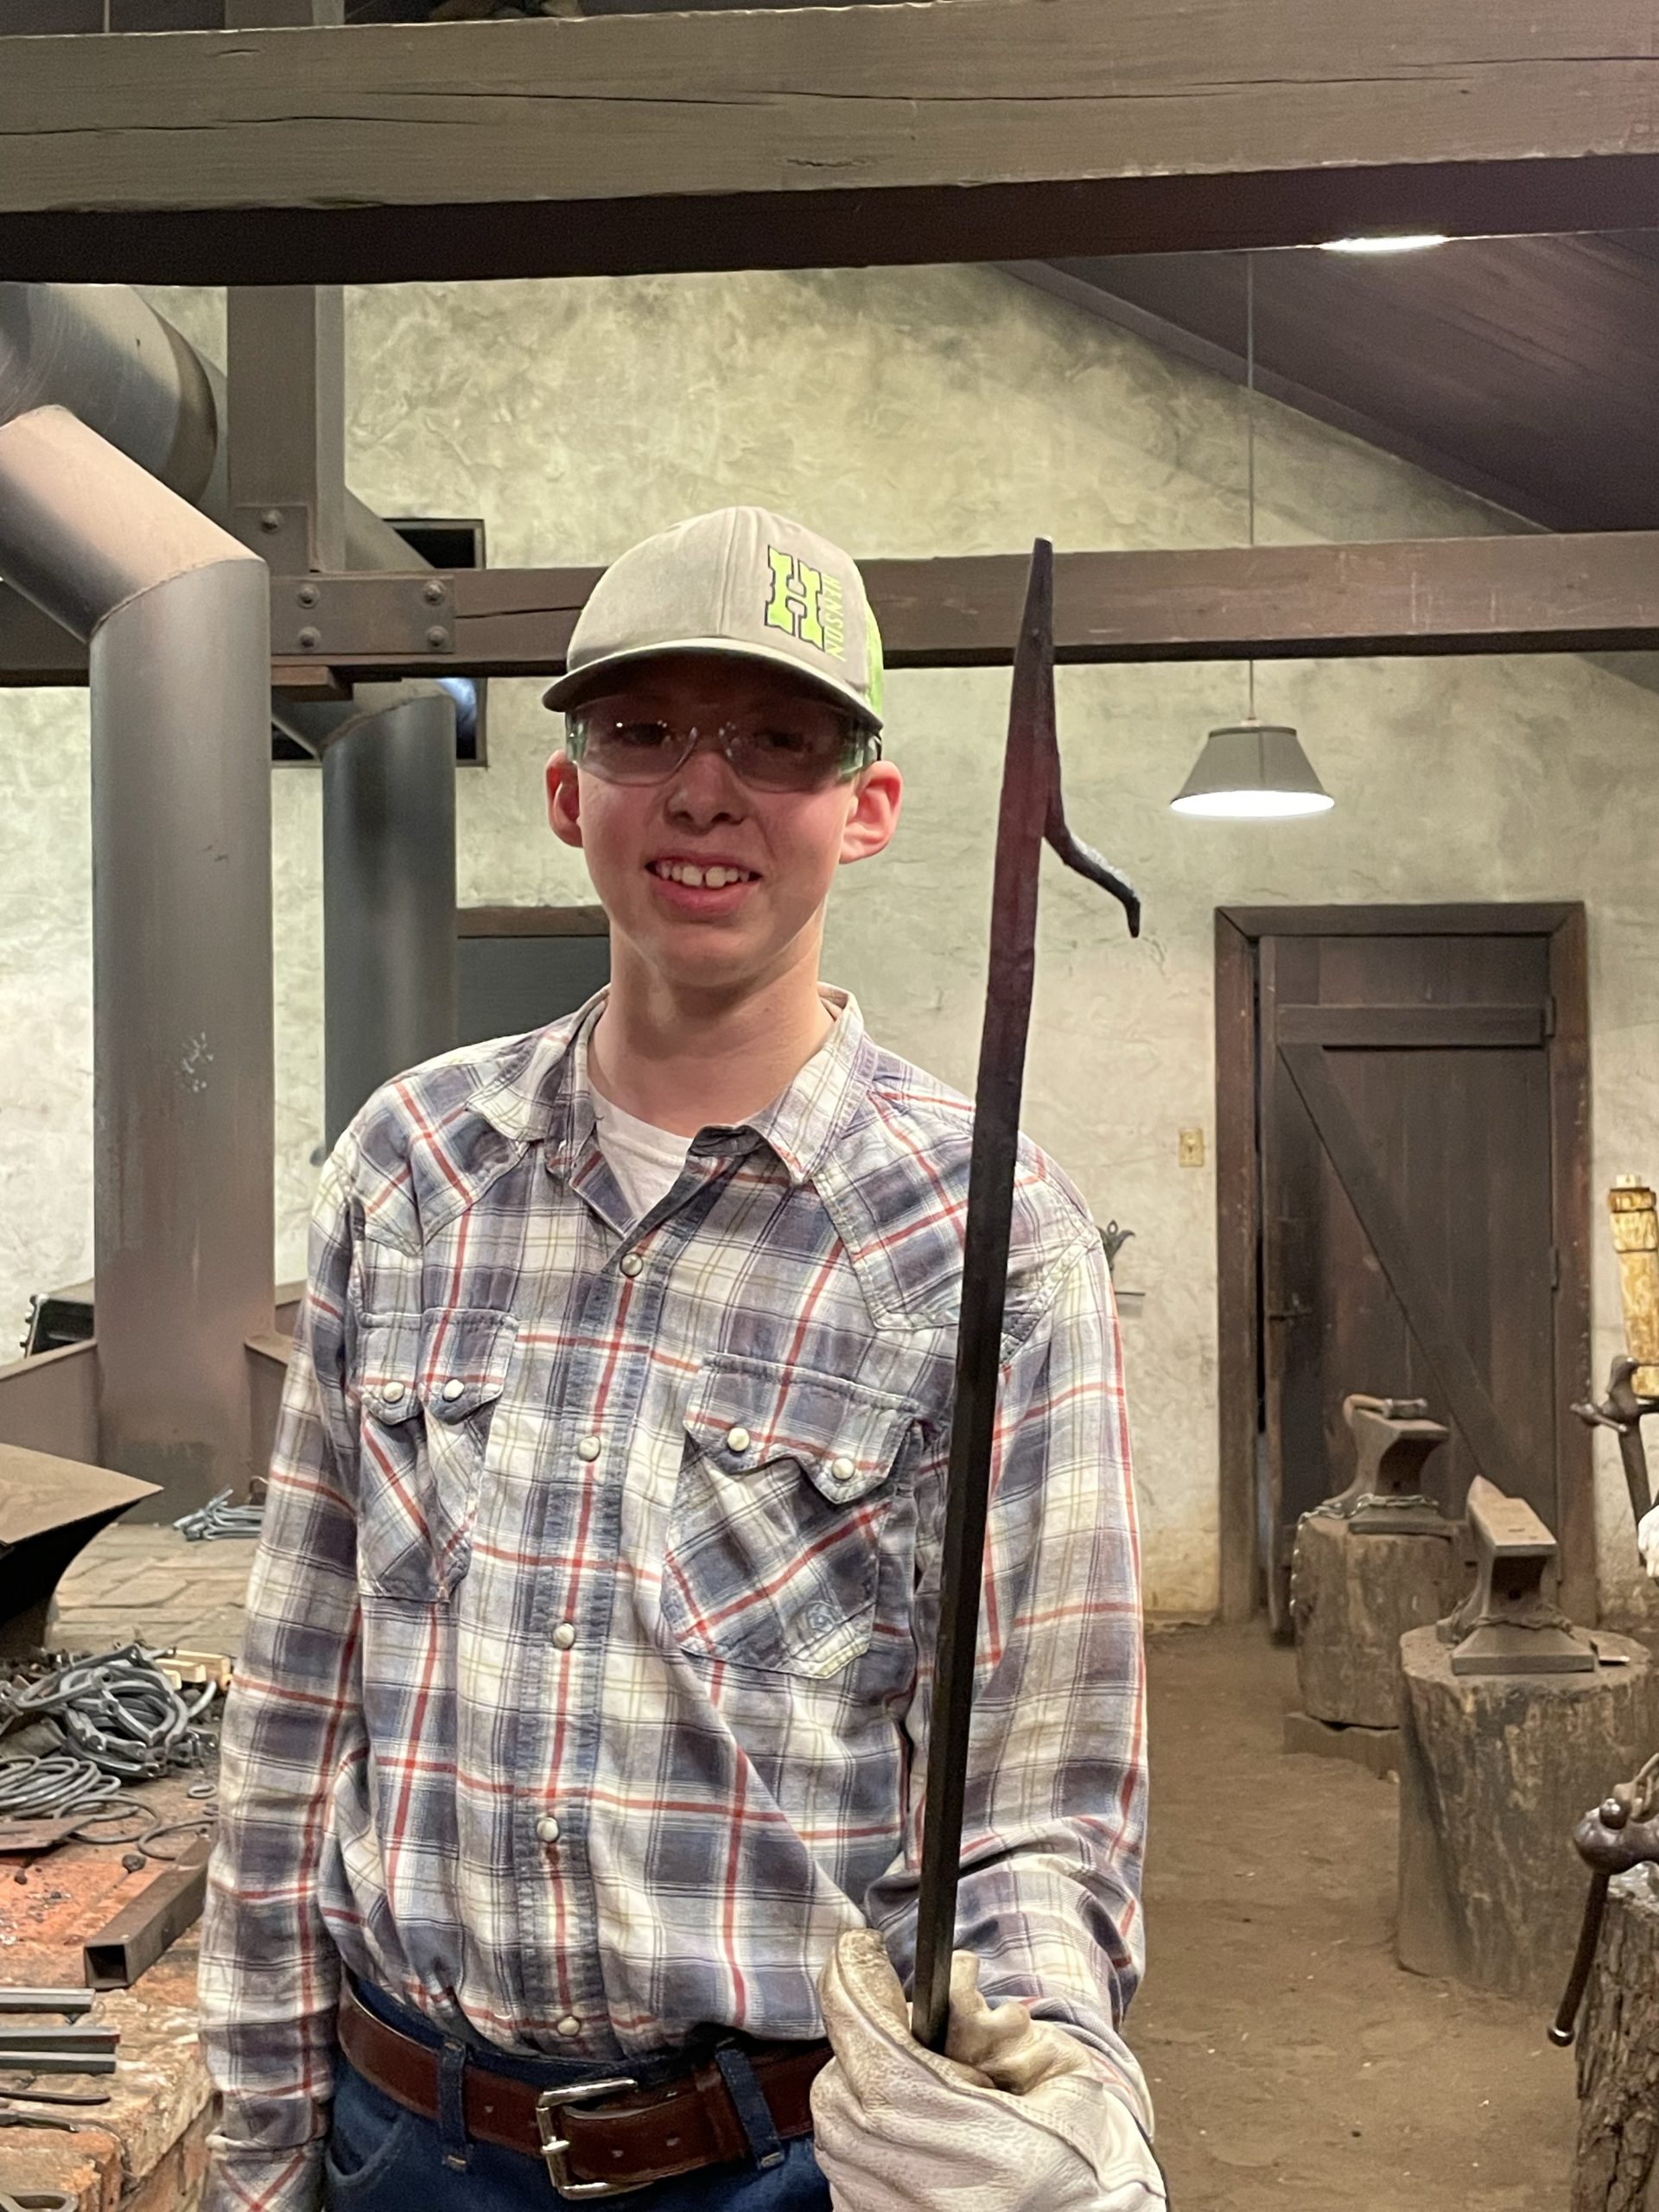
[542,638,881,732]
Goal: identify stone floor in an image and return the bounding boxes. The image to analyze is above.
[53,1521,256,1661]
[10,1529,1589,2209]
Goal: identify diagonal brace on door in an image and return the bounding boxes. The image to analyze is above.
[1278,1040,1535,1509]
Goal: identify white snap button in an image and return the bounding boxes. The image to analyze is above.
[576,1435,601,1463]
[726,1427,751,1453]
[620,1253,644,1278]
[441,1377,465,1402]
[556,2016,582,2038]
[831,1455,856,1480]
[535,1815,562,1844]
[551,1622,577,1650]
[383,1382,405,1403]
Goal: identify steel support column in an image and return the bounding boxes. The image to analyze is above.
[226,285,346,575]
[322,683,458,1146]
[0,405,273,1510]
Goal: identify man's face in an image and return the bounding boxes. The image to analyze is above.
[545,653,902,996]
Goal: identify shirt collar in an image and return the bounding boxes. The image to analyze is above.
[466,995,601,1168]
[744,988,874,1190]
[467,984,874,1192]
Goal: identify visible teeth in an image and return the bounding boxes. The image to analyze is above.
[653,861,752,887]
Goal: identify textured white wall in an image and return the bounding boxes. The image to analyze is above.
[2,266,1653,1616]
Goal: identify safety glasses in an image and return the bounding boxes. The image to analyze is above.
[565,695,881,794]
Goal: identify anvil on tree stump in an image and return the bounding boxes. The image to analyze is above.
[1397,1484,1658,2006]
[1287,1395,1462,1764]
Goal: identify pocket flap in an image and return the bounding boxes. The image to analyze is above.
[416,1308,518,1424]
[360,1308,516,1427]
[683,1360,913,1506]
[361,1315,422,1425]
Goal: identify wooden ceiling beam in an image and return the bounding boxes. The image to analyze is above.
[10,529,1659,685]
[3,2,1659,281]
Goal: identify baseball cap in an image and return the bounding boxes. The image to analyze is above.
[543,506,885,731]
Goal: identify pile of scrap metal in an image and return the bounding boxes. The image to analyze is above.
[0,1643,219,1807]
[0,1648,223,1997]
[172,1488,264,1542]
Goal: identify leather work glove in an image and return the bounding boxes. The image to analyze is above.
[811,1929,1166,2212]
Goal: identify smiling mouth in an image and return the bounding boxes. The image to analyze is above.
[649,861,759,889]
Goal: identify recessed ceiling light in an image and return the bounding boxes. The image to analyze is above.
[1318,233,1449,255]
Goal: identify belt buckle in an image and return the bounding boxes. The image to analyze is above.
[536,2077,645,2200]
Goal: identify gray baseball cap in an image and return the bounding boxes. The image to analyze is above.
[543,506,885,730]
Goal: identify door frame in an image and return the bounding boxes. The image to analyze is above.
[1214,902,1591,1624]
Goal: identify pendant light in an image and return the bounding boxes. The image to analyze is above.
[1172,255,1334,821]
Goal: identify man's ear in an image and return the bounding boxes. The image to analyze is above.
[546,749,585,849]
[839,760,903,867]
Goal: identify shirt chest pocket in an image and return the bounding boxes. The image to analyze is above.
[662,1360,917,1681]
[357,1306,518,1601]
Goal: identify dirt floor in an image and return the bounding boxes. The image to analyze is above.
[45,1537,1584,2209]
[1138,1622,1578,2212]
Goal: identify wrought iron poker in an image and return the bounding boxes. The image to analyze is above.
[909,538,1140,2052]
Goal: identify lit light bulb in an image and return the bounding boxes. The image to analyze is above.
[1317,233,1449,255]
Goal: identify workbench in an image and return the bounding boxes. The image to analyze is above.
[1,1769,214,2210]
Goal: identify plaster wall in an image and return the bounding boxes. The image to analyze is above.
[0,266,1649,1616]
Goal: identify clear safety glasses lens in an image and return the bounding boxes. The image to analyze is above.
[566,706,879,793]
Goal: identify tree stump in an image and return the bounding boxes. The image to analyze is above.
[1291,1512,1462,1728]
[1573,1871,1659,2212]
[1397,1626,1659,2004]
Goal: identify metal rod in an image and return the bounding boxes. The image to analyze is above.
[0,2052,117,2076]
[910,541,1136,2052]
[0,1994,92,2018]
[1551,1868,1611,2046]
[321,683,460,1144]
[1618,1425,1654,1527]
[0,2029,118,2053]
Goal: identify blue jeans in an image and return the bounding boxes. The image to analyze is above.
[323,1984,831,2212]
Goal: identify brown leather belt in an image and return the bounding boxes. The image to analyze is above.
[337,1984,830,2199]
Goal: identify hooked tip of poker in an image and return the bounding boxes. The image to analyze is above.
[649,858,760,888]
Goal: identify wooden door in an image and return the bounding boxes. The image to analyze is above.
[1217,906,1591,1629]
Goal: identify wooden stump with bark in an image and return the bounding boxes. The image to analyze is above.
[1397,1626,1659,2003]
[1291,1511,1463,1728]
[1573,1871,1659,2212]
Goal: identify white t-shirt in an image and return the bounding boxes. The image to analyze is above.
[590,1008,841,1222]
[591,1089,694,1220]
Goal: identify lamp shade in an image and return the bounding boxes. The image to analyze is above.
[1170,719,1334,819]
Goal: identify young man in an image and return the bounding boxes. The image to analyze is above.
[200,508,1159,2212]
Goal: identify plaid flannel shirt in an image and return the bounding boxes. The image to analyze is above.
[198,989,1150,2211]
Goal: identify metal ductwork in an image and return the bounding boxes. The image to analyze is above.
[0,404,275,1510]
[0,282,460,1141]
[0,288,462,1503]
[0,283,424,582]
